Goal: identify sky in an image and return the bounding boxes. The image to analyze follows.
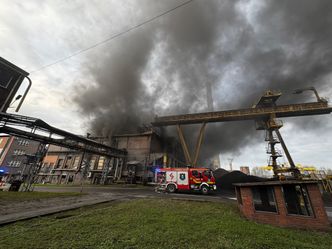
[0,0,331,170]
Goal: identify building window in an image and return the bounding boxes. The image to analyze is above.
[282,185,313,216]
[42,163,49,173]
[89,157,96,170]
[97,156,105,170]
[56,159,64,168]
[73,156,80,169]
[8,160,21,167]
[252,186,277,213]
[13,149,25,155]
[17,139,29,146]
[49,162,55,173]
[64,156,73,169]
[15,150,25,155]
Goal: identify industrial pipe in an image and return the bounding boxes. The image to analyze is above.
[15,76,32,112]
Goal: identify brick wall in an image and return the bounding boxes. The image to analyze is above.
[237,183,330,230]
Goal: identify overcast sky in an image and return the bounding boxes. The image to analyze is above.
[1,0,331,170]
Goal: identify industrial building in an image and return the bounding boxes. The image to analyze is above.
[0,135,41,181]
[37,129,184,184]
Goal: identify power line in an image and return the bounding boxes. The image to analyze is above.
[30,0,194,74]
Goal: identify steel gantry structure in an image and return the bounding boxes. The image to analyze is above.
[0,112,127,190]
[0,57,127,190]
[152,88,332,178]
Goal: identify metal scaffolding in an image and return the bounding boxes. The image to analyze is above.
[0,112,127,191]
[20,143,48,192]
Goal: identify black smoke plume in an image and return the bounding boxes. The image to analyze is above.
[74,0,332,163]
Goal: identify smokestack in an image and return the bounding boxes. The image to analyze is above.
[206,81,214,112]
[206,81,221,169]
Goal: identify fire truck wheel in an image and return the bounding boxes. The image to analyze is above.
[201,185,209,195]
[167,184,176,193]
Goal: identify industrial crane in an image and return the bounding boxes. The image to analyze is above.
[152,88,332,178]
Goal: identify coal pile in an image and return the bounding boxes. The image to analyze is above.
[213,168,229,178]
[214,169,264,193]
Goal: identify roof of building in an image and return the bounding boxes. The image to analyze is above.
[0,57,29,76]
[113,130,156,138]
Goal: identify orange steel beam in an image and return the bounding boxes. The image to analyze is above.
[192,123,206,167]
[176,123,207,167]
[153,101,332,126]
[176,125,192,165]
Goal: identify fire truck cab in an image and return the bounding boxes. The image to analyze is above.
[156,167,216,194]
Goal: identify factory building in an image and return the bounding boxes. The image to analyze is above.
[112,130,183,182]
[0,135,41,181]
[37,129,183,184]
[38,145,83,184]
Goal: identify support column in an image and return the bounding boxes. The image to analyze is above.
[176,123,207,167]
[275,129,301,177]
[176,125,192,166]
[192,123,206,167]
[21,143,48,192]
[100,157,112,185]
[264,114,300,178]
[267,129,279,177]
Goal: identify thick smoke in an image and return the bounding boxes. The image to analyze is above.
[74,0,332,162]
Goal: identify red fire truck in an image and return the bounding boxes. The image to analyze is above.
[156,167,216,194]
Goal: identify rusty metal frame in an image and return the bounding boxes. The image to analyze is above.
[153,102,332,126]
[176,123,206,167]
[154,89,332,178]
[193,123,206,167]
[176,125,192,165]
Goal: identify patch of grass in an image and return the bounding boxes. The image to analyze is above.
[0,199,331,249]
[0,191,83,202]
